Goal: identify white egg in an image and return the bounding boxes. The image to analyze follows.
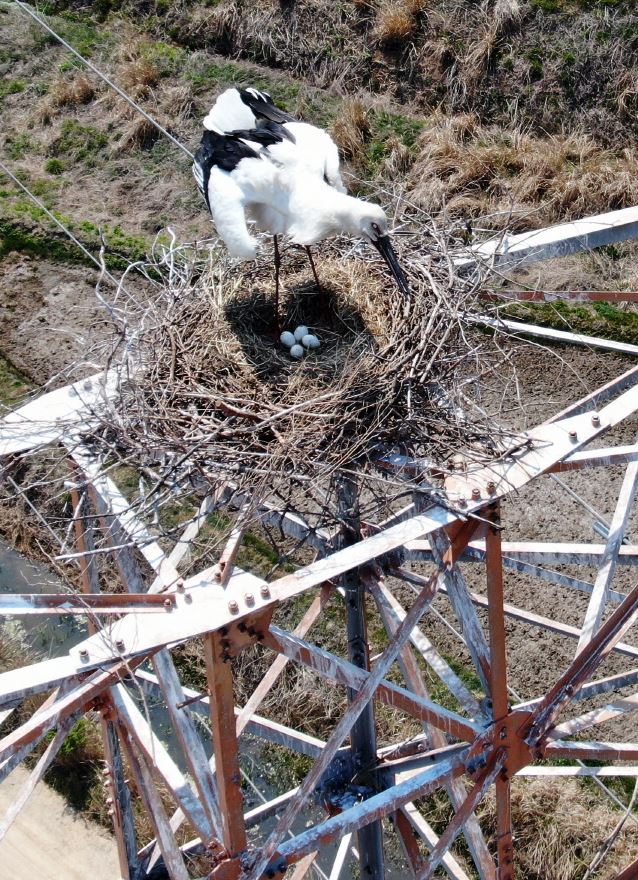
[280,331,296,348]
[289,344,304,359]
[301,334,320,349]
[294,325,309,342]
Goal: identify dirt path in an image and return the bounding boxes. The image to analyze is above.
[0,766,120,880]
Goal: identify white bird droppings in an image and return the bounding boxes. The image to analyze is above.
[289,344,305,359]
[294,325,309,342]
[302,334,320,349]
[280,331,296,348]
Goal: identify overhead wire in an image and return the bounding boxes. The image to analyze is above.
[12,0,194,160]
[0,156,124,288]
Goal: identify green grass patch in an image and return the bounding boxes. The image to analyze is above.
[0,356,32,406]
[48,120,109,167]
[0,79,25,99]
[500,299,638,347]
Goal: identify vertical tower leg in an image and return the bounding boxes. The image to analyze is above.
[205,631,247,859]
[336,473,385,880]
[485,504,515,880]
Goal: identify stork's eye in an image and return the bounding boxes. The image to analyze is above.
[372,222,380,233]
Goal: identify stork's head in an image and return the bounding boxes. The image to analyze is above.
[352,204,410,297]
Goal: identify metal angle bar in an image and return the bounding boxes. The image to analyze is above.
[0,659,139,764]
[265,626,482,742]
[76,479,226,845]
[71,484,140,880]
[517,765,638,777]
[134,668,326,758]
[616,855,638,880]
[70,444,182,592]
[368,574,495,880]
[430,530,492,697]
[235,585,332,738]
[118,724,190,880]
[368,577,484,721]
[406,540,638,567]
[527,580,638,743]
[215,506,249,587]
[401,803,472,880]
[328,832,353,880]
[483,512,515,878]
[151,649,224,844]
[248,571,455,880]
[480,290,638,302]
[102,715,141,880]
[550,444,638,473]
[274,754,468,865]
[394,807,423,876]
[576,458,638,655]
[0,688,66,785]
[336,472,385,880]
[548,691,638,739]
[416,753,505,880]
[165,492,218,570]
[0,592,176,615]
[543,740,638,762]
[112,684,216,844]
[0,371,119,457]
[0,655,83,707]
[547,364,638,424]
[204,631,247,855]
[397,568,638,662]
[288,853,319,880]
[458,204,638,269]
[473,315,638,356]
[514,668,638,711]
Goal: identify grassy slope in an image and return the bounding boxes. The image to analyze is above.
[2,2,638,343]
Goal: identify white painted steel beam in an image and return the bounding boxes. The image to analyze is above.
[457,205,638,269]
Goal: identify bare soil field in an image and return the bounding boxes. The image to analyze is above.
[0,765,120,880]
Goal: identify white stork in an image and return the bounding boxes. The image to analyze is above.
[192,87,410,325]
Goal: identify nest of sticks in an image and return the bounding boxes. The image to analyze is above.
[95,218,517,529]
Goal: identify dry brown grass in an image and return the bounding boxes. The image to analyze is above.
[331,98,371,164]
[373,4,418,46]
[119,58,160,97]
[117,116,161,151]
[479,777,638,879]
[50,75,96,108]
[409,113,638,230]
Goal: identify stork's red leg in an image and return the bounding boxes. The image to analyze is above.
[273,235,282,332]
[304,246,322,290]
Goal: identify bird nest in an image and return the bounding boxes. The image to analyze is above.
[95,226,517,530]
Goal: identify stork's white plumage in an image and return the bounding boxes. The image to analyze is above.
[193,87,409,320]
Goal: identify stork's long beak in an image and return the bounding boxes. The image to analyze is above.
[372,235,410,296]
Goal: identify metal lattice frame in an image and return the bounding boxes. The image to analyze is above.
[2,358,638,879]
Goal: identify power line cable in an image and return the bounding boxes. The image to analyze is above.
[12,0,194,160]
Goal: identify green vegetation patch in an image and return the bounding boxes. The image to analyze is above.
[47,120,109,167]
[0,356,32,406]
[500,299,638,347]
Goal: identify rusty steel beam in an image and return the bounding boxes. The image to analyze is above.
[205,631,247,856]
[484,509,515,880]
[0,592,176,615]
[526,580,638,744]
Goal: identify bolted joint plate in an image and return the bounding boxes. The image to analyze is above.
[464,709,534,780]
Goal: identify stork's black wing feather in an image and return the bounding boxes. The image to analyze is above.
[238,87,295,124]
[192,129,261,210]
[226,120,296,147]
